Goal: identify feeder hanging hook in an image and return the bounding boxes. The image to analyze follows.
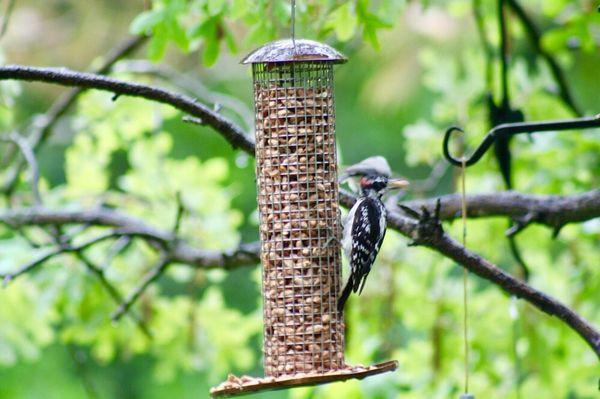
[443,114,600,167]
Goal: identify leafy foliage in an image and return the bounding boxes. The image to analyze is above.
[131,0,400,65]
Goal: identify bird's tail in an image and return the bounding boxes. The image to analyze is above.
[337,276,354,313]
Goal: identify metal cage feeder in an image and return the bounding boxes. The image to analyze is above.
[210,39,397,397]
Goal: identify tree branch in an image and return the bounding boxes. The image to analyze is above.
[431,229,600,358]
[0,132,41,205]
[505,0,582,116]
[1,36,147,194]
[74,251,153,339]
[0,207,261,271]
[0,65,255,157]
[111,254,171,322]
[399,190,600,235]
[0,0,16,39]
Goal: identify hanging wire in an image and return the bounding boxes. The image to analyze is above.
[460,157,471,396]
[291,0,296,48]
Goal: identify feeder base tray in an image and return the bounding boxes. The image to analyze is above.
[210,360,398,397]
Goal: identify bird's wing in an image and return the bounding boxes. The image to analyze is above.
[349,197,385,293]
[342,200,360,259]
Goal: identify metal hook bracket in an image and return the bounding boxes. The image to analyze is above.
[443,115,600,167]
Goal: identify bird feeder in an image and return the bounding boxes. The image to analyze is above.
[210,39,397,397]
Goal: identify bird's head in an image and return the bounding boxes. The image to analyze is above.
[342,156,409,197]
[359,174,409,197]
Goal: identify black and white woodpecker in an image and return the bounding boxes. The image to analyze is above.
[337,156,409,312]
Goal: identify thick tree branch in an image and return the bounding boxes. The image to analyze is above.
[430,230,600,358]
[114,60,254,130]
[401,190,600,235]
[0,65,255,156]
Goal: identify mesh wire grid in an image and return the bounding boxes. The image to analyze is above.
[253,61,345,377]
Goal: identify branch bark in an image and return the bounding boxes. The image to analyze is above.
[0,65,255,155]
[401,190,600,234]
[0,207,260,271]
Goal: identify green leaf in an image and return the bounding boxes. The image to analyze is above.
[130,10,166,34]
[147,25,169,61]
[355,0,391,49]
[223,25,238,54]
[203,36,221,67]
[207,0,227,16]
[244,21,272,46]
[203,40,220,67]
[230,0,251,20]
[330,3,358,42]
[189,16,217,39]
[272,0,289,25]
[168,18,190,52]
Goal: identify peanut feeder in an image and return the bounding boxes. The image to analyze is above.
[210,39,397,397]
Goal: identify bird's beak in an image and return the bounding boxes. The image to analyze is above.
[388,178,410,190]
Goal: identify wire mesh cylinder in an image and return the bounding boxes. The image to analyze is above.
[253,61,344,377]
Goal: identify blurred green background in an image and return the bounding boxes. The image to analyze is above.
[0,0,598,398]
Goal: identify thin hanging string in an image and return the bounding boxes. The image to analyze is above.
[460,156,470,394]
[291,0,296,48]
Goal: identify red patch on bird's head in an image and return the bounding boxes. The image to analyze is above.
[359,176,372,188]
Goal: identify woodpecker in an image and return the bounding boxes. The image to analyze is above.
[337,157,409,312]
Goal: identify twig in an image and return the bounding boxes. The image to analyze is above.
[0,132,41,205]
[0,0,16,39]
[1,35,147,194]
[75,252,152,338]
[1,230,123,283]
[505,211,537,236]
[505,0,582,115]
[173,191,185,235]
[0,207,261,271]
[111,254,171,321]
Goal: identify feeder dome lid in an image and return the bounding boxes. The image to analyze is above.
[242,39,347,64]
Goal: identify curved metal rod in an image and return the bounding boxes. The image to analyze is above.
[443,114,600,167]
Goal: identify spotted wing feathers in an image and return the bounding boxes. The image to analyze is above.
[337,197,386,311]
